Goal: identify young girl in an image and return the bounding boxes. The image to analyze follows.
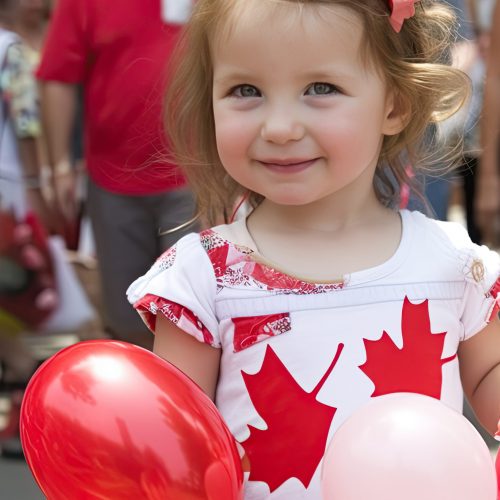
[127,0,500,497]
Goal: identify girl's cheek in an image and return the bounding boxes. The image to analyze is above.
[216,127,246,165]
[216,116,256,149]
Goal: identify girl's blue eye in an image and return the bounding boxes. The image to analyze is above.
[232,85,261,98]
[306,82,337,96]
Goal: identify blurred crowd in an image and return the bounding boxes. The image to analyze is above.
[0,0,499,459]
[0,0,197,458]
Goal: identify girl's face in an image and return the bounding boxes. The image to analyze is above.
[212,1,404,208]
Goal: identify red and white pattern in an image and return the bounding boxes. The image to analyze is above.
[487,277,500,322]
[134,293,214,345]
[155,245,177,271]
[200,229,343,295]
[233,313,291,352]
[128,210,500,499]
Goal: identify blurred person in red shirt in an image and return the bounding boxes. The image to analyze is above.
[36,0,196,350]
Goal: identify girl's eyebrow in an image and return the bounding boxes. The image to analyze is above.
[213,70,353,85]
[300,68,355,81]
[214,63,355,80]
[213,71,259,85]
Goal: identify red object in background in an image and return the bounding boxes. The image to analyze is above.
[19,340,243,500]
[36,0,187,196]
[0,209,57,329]
[61,212,81,252]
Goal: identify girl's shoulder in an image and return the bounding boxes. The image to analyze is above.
[209,217,256,251]
[151,220,255,275]
[404,209,475,248]
[404,209,493,259]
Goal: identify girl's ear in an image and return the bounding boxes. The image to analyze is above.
[382,91,410,136]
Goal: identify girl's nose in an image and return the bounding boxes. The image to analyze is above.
[260,108,305,144]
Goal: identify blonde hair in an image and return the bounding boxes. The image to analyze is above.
[165,0,470,225]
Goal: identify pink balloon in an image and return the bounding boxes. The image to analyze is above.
[322,393,496,500]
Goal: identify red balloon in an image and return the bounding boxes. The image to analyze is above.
[20,340,243,499]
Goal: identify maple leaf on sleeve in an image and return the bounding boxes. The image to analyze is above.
[359,297,456,399]
[241,343,344,493]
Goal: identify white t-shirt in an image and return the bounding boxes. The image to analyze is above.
[127,209,500,499]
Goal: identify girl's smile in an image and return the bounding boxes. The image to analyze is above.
[256,158,321,174]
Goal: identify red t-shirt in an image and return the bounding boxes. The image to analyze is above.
[37,0,186,195]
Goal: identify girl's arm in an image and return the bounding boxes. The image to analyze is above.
[154,313,221,401]
[459,316,500,435]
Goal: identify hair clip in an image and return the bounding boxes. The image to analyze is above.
[388,0,420,33]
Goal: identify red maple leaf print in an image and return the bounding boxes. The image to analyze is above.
[241,343,344,492]
[359,297,456,399]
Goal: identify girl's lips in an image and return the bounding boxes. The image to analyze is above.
[258,158,319,173]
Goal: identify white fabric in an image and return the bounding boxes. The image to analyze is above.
[41,236,95,332]
[0,29,27,219]
[160,0,193,24]
[128,209,500,499]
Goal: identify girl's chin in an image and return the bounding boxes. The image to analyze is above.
[260,192,320,207]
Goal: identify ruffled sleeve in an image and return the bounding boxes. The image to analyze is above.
[126,233,220,348]
[459,239,500,340]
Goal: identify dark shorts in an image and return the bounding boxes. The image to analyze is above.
[87,179,197,349]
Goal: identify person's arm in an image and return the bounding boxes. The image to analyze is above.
[2,41,56,230]
[465,0,478,34]
[39,81,78,220]
[459,316,500,435]
[16,137,58,231]
[36,0,87,221]
[154,313,221,401]
[478,1,500,243]
[466,0,492,60]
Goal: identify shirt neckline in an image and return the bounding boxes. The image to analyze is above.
[211,209,413,287]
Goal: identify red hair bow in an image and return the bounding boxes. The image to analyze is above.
[388,0,420,32]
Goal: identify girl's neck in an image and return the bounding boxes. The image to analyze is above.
[250,188,386,235]
[242,194,400,282]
